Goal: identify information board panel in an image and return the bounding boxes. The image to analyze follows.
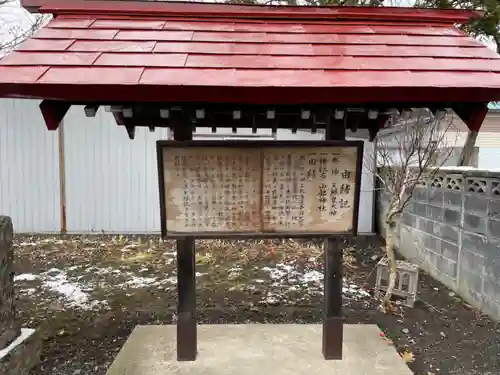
[157,141,363,238]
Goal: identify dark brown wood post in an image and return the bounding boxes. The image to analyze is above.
[173,118,197,362]
[322,112,345,360]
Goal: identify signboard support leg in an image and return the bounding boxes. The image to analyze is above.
[176,237,197,361]
[173,123,197,362]
[322,114,345,360]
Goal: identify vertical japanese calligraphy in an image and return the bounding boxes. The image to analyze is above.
[261,147,357,233]
[163,148,261,233]
[161,143,359,235]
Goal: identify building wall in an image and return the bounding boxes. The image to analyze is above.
[0,99,61,232]
[377,168,500,321]
[1,99,374,234]
[63,106,171,233]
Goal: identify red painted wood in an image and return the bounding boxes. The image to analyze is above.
[137,68,500,88]
[313,44,499,58]
[48,18,95,28]
[2,79,500,104]
[1,1,499,106]
[0,66,49,83]
[191,31,479,47]
[95,53,187,67]
[91,19,166,29]
[68,40,156,52]
[114,30,194,41]
[184,55,500,71]
[35,27,118,40]
[39,100,70,131]
[160,21,464,37]
[1,51,100,66]
[16,38,75,51]
[31,1,482,24]
[38,67,144,84]
[152,42,498,59]
[153,42,315,56]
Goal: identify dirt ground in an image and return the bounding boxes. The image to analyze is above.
[10,234,500,375]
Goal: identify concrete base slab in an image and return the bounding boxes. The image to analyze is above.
[106,324,413,375]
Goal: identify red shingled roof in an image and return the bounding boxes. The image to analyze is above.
[1,1,499,104]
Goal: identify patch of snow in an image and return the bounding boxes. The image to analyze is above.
[163,276,177,285]
[14,273,38,281]
[261,262,370,300]
[123,276,158,288]
[301,270,323,283]
[19,242,37,247]
[20,288,36,295]
[41,270,107,310]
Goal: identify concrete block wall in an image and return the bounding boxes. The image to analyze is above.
[377,168,500,321]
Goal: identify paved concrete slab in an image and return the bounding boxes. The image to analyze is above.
[106,324,413,375]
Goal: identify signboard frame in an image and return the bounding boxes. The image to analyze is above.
[157,140,363,239]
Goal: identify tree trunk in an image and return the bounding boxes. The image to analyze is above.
[458,130,478,167]
[382,229,397,306]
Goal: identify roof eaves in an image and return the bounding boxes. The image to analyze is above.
[22,0,483,24]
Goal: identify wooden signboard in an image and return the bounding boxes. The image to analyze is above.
[157,140,363,238]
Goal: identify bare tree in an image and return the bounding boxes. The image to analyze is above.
[0,0,48,56]
[372,109,460,312]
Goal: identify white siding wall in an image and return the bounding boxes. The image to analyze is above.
[1,101,374,234]
[0,99,60,232]
[63,106,170,234]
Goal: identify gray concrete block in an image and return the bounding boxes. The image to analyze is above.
[425,220,434,234]
[459,248,485,272]
[458,267,484,306]
[412,187,428,202]
[416,217,427,232]
[413,202,427,217]
[463,214,487,235]
[443,191,462,210]
[402,212,416,227]
[428,190,444,206]
[427,250,439,270]
[462,231,488,253]
[464,195,488,216]
[439,224,460,245]
[487,219,500,240]
[443,209,460,226]
[427,205,443,221]
[481,240,500,261]
[484,260,500,285]
[437,256,457,279]
[487,199,500,222]
[442,241,459,262]
[481,297,500,321]
[424,234,442,255]
[483,275,500,304]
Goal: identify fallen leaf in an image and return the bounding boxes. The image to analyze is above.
[401,350,415,363]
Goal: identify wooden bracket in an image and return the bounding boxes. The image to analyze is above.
[452,102,489,132]
[39,100,70,131]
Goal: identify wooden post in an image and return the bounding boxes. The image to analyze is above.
[322,114,345,360]
[173,118,197,361]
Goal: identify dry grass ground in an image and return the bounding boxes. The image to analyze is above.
[9,234,500,375]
